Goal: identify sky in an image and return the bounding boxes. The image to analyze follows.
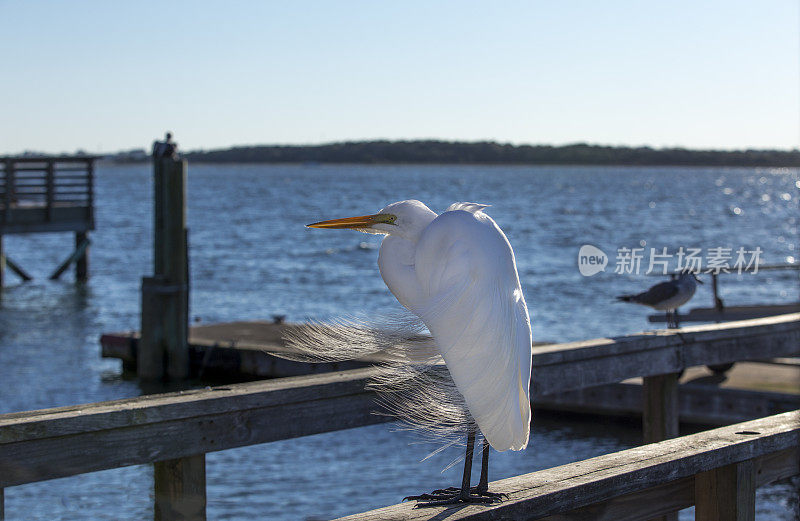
[1,1,798,155]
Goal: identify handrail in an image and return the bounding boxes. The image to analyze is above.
[1,313,797,490]
[336,411,800,521]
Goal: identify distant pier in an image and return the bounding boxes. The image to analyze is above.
[0,155,97,285]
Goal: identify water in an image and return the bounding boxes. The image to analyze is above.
[1,164,798,520]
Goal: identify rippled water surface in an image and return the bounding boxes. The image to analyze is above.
[1,164,798,519]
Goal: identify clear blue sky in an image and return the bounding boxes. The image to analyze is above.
[2,0,798,154]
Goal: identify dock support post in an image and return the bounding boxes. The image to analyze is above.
[0,235,4,288]
[695,460,755,521]
[75,231,88,282]
[154,454,206,521]
[139,276,166,379]
[139,156,189,380]
[643,372,680,521]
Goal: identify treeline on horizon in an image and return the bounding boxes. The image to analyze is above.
[168,140,799,167]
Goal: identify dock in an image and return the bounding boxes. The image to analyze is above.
[0,155,97,285]
[101,315,800,425]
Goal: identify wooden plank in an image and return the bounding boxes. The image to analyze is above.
[335,412,799,521]
[154,455,206,521]
[532,313,800,397]
[535,381,800,426]
[0,368,381,487]
[101,313,800,386]
[649,304,800,323]
[695,460,755,521]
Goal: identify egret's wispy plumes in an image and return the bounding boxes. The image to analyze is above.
[277,312,478,454]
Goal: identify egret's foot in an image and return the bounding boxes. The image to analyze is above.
[432,486,506,500]
[404,486,504,506]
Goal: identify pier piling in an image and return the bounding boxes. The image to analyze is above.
[139,156,189,380]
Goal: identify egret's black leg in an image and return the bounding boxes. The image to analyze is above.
[458,428,476,500]
[404,428,501,505]
[473,438,505,499]
[476,437,489,493]
[674,309,681,328]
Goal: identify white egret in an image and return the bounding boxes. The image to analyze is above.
[302,200,533,505]
[616,270,702,328]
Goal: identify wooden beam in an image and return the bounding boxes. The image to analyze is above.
[75,231,88,282]
[695,460,755,521]
[335,413,799,521]
[532,313,800,397]
[49,236,90,280]
[3,255,32,282]
[643,373,680,444]
[154,454,206,521]
[0,368,381,487]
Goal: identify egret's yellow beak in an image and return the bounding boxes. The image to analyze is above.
[307,213,396,229]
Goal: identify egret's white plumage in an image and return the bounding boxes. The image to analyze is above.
[295,199,533,454]
[282,200,532,503]
[371,201,532,451]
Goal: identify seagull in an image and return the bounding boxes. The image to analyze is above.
[616,270,703,328]
[287,200,532,505]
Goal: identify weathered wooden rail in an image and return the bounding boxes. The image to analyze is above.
[337,411,799,521]
[1,313,798,519]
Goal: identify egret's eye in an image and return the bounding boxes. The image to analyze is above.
[377,213,397,225]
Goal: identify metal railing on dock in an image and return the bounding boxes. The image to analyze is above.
[1,313,798,520]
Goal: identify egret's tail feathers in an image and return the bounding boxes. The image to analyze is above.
[277,311,478,467]
[275,312,430,363]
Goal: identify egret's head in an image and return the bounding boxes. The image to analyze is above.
[307,199,437,240]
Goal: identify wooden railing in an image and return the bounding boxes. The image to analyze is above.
[0,313,798,520]
[338,411,799,521]
[0,156,96,233]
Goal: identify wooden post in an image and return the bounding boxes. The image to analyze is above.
[695,460,755,521]
[643,373,680,443]
[45,160,55,222]
[154,455,206,521]
[0,235,4,288]
[643,372,680,521]
[140,156,189,380]
[139,276,166,380]
[161,158,189,379]
[153,158,165,276]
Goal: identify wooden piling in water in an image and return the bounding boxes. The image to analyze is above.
[139,157,189,380]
